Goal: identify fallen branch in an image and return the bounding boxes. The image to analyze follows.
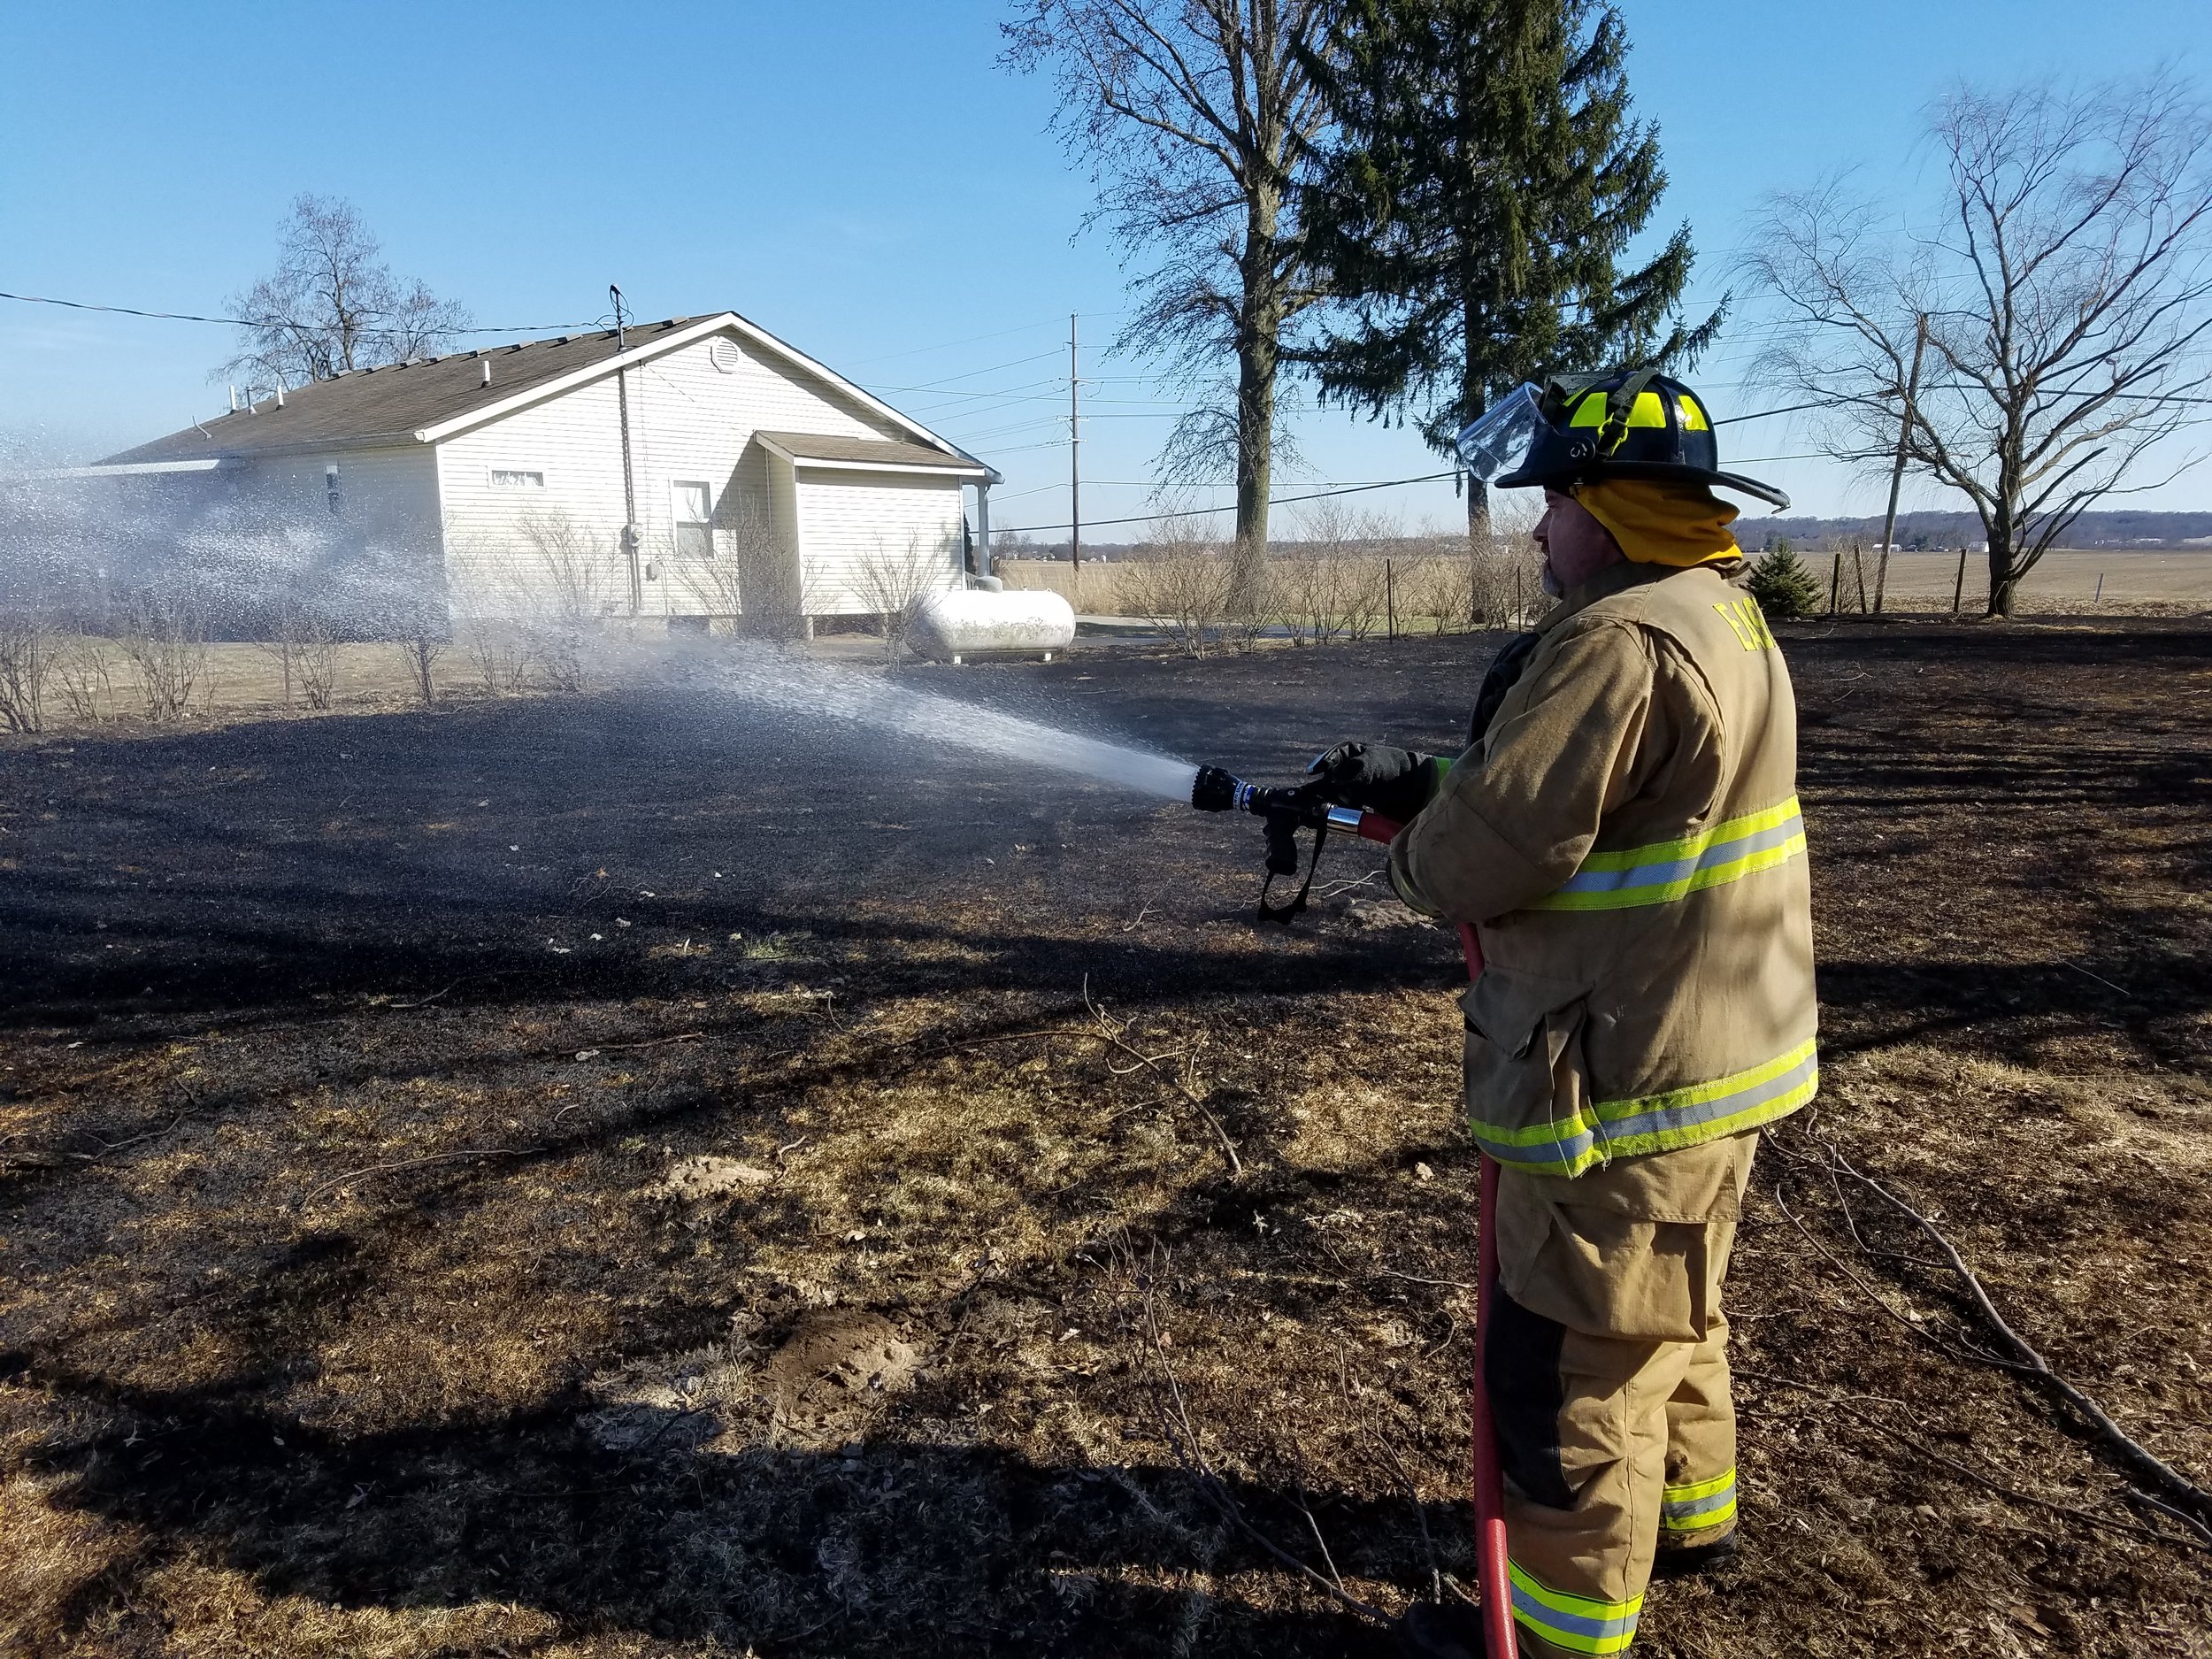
[1127,1237,1390,1626]
[384,984,457,1010]
[1738,1368,2208,1554]
[1767,1175,2032,1374]
[1822,1143,2212,1528]
[74,1110,191,1162]
[297,1146,539,1209]
[1084,978,1241,1178]
[593,1031,704,1053]
[1371,1263,1479,1293]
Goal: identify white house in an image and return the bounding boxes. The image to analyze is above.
[70,311,1000,630]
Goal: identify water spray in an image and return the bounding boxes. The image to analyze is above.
[1190,760,1518,1657]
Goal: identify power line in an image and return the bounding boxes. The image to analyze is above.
[0,287,599,335]
[992,470,1463,537]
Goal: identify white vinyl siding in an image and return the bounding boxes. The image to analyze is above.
[437,330,933,619]
[795,470,964,615]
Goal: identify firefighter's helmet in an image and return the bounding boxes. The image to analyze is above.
[1456,369,1789,510]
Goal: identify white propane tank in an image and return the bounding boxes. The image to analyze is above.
[910,588,1076,661]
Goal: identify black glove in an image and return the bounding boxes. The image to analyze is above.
[1306,741,1440,823]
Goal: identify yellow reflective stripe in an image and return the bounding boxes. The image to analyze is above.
[1508,1560,1642,1655]
[1467,1041,1818,1177]
[1529,796,1806,914]
[1575,798,1799,874]
[1661,1467,1738,1531]
[1663,1470,1736,1504]
[1529,833,1806,912]
[1568,388,1676,431]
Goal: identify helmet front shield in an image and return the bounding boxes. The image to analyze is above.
[1454,384,1545,486]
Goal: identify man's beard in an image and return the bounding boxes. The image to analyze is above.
[1540,560,1564,598]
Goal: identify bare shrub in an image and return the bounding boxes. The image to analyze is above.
[252,595,319,713]
[297,617,340,710]
[1277,501,1395,641]
[680,504,820,640]
[518,509,609,691]
[117,588,211,722]
[1387,552,1458,634]
[852,531,954,663]
[52,638,117,726]
[391,620,444,707]
[1121,520,1233,657]
[457,611,532,695]
[0,603,60,733]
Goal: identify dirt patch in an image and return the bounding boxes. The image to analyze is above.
[652,1154,778,1202]
[764,1310,925,1447]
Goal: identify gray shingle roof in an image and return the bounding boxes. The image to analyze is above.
[755,431,988,472]
[100,320,717,465]
[95,315,981,472]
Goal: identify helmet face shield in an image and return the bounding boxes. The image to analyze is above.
[1454,384,1545,485]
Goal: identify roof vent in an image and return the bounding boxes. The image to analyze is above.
[551,335,570,345]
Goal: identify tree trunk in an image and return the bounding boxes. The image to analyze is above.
[1466,477,1493,542]
[1235,326,1275,554]
[1232,187,1283,619]
[1985,496,2016,618]
[1461,303,1492,544]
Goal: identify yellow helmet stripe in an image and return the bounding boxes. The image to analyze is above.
[1565,389,1710,433]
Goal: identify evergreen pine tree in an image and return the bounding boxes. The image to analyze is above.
[1747,540,1824,620]
[1295,0,1721,534]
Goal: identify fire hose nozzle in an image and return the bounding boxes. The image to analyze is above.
[1191,764,1240,813]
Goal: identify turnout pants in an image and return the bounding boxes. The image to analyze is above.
[1482,1132,1757,1657]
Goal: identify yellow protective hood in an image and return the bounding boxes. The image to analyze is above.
[1573,479,1740,568]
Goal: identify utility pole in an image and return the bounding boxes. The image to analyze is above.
[612,283,641,615]
[1069,312,1081,573]
[1874,313,1928,616]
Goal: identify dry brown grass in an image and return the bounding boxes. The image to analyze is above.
[0,618,2208,1655]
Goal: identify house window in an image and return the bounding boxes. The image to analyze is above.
[672,480,712,557]
[325,465,342,515]
[490,468,545,489]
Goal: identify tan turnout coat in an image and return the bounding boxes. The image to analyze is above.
[1390,559,1818,1188]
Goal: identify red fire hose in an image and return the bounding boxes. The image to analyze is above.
[1356,813,1517,1657]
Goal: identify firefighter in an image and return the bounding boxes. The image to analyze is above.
[1314,370,1817,1658]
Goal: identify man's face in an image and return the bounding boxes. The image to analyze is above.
[1534,488,1624,596]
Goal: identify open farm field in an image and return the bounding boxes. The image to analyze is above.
[995,549,2212,618]
[2,618,2208,1657]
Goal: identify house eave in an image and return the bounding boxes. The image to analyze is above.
[27,458,228,480]
[410,312,983,469]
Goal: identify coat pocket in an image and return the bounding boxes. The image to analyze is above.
[1462,966,1596,1175]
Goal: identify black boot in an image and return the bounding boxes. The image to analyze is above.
[1649,1531,1741,1581]
[1396,1599,1493,1659]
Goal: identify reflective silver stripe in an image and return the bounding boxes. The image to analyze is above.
[1548,814,1802,899]
[1470,1040,1818,1178]
[1661,1471,1737,1530]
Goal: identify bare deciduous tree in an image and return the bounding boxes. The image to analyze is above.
[1002,1,1333,570]
[1752,76,2212,616]
[221,195,473,387]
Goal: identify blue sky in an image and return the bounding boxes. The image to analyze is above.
[3,0,2207,529]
